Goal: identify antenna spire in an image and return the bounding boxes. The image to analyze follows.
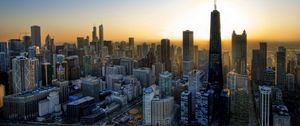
[214,0,217,10]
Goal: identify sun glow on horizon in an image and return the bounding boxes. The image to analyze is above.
[160,1,254,41]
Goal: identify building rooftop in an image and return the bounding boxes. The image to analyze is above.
[67,96,94,106]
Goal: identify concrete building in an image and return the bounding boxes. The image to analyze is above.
[161,39,171,72]
[259,85,272,126]
[53,80,69,103]
[180,90,192,125]
[3,86,59,120]
[143,85,156,125]
[41,62,52,86]
[188,70,206,114]
[286,73,295,91]
[31,25,41,48]
[82,76,103,101]
[65,96,95,123]
[182,30,194,77]
[195,89,214,126]
[272,104,291,126]
[152,62,165,81]
[120,57,133,75]
[264,67,276,86]
[151,96,174,126]
[83,55,93,77]
[159,71,172,97]
[12,56,39,93]
[133,67,153,88]
[232,30,247,75]
[227,71,248,95]
[276,47,286,90]
[38,91,60,116]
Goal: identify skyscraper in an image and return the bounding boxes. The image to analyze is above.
[161,39,171,72]
[232,30,247,75]
[31,25,41,48]
[41,62,52,86]
[276,46,286,90]
[12,56,39,93]
[92,26,98,42]
[208,4,223,88]
[259,85,272,126]
[260,42,268,81]
[182,30,194,77]
[143,85,156,125]
[99,24,104,56]
[23,36,32,51]
[159,71,172,97]
[180,90,192,125]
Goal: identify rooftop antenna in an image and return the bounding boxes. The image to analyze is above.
[214,0,217,10]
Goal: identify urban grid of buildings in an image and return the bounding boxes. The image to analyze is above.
[0,2,300,126]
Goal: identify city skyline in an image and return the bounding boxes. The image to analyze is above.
[1,0,300,43]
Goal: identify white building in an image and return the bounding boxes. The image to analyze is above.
[259,85,272,126]
[151,96,174,126]
[143,85,156,125]
[12,56,39,93]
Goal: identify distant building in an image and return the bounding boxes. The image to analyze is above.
[83,55,93,77]
[159,71,172,97]
[263,67,276,86]
[296,66,300,88]
[232,30,247,75]
[182,30,194,77]
[133,67,152,88]
[161,39,171,72]
[227,71,248,95]
[41,62,53,86]
[180,90,192,125]
[259,85,272,126]
[276,47,286,90]
[286,73,295,91]
[31,25,41,48]
[120,57,133,75]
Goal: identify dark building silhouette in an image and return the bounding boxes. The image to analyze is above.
[41,62,53,86]
[208,6,223,88]
[161,39,171,71]
[31,25,41,48]
[232,30,247,75]
[276,46,286,90]
[182,30,194,77]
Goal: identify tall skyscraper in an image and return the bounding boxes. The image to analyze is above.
[0,42,7,52]
[31,25,41,48]
[12,56,39,93]
[180,90,192,125]
[232,30,247,75]
[260,42,268,81]
[259,85,272,126]
[276,46,286,90]
[23,36,32,51]
[182,30,194,77]
[161,39,171,72]
[99,24,104,56]
[143,85,156,125]
[159,71,172,97]
[208,4,223,88]
[92,26,98,42]
[41,62,52,86]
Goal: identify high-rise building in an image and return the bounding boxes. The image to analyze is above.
[286,73,295,91]
[41,62,52,86]
[287,59,296,74]
[276,46,286,90]
[208,6,223,88]
[264,67,276,86]
[220,89,231,125]
[252,49,261,90]
[120,57,133,75]
[159,71,172,97]
[180,90,192,125]
[151,96,174,125]
[133,67,152,88]
[182,30,194,77]
[232,30,247,75]
[0,42,7,52]
[77,37,89,49]
[259,85,272,126]
[83,55,93,77]
[82,76,102,101]
[12,56,39,93]
[161,39,171,72]
[92,26,98,42]
[227,71,248,95]
[260,42,268,80]
[188,70,206,114]
[143,85,156,125]
[195,89,214,126]
[23,36,32,51]
[31,25,41,48]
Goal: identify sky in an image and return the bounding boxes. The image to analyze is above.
[0,0,300,44]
